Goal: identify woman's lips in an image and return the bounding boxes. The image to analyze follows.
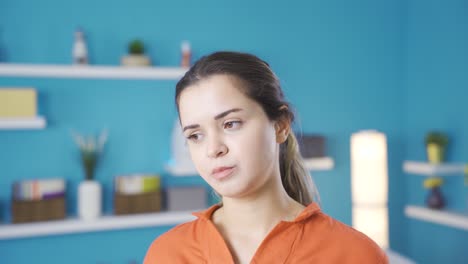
[211,166,236,180]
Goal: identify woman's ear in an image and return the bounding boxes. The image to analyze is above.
[275,117,290,144]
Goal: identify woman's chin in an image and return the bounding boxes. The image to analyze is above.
[214,185,255,200]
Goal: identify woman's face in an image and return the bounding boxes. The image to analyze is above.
[178,74,283,198]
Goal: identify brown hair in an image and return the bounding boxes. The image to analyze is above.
[175,51,319,206]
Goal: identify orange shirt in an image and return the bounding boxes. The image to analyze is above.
[144,202,388,263]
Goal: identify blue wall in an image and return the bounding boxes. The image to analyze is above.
[406,0,468,263]
[0,0,414,263]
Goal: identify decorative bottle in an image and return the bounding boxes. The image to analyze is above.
[73,28,88,65]
[181,41,191,68]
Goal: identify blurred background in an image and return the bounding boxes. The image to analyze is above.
[0,0,467,263]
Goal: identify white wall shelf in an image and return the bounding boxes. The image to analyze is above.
[0,116,46,130]
[304,157,334,171]
[165,157,335,176]
[165,164,198,176]
[386,249,416,264]
[403,161,466,176]
[0,63,187,80]
[405,205,468,231]
[0,210,197,240]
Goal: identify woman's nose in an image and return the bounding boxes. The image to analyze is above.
[206,135,228,158]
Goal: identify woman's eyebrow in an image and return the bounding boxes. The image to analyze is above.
[214,108,243,120]
[182,124,200,132]
[182,108,243,132]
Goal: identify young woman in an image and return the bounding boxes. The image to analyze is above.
[144,51,388,264]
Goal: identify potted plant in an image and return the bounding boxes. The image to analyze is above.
[425,131,448,164]
[72,129,108,220]
[423,176,445,209]
[121,39,151,67]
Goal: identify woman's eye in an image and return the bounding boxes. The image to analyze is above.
[187,133,202,142]
[224,121,242,130]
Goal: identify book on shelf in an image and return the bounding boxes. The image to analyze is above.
[13,178,65,201]
[0,88,38,118]
[114,174,160,195]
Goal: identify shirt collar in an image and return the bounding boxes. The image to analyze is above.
[192,201,321,222]
[192,204,221,220]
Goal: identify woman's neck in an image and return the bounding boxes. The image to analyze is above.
[214,176,305,236]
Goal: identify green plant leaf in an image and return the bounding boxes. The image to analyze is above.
[128,39,145,54]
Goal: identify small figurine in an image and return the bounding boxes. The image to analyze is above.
[73,28,88,65]
[180,41,191,68]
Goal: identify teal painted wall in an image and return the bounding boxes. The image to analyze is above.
[0,0,413,263]
[406,0,468,263]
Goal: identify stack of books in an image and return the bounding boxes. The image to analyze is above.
[13,178,66,201]
[114,174,162,215]
[11,178,66,223]
[114,174,160,195]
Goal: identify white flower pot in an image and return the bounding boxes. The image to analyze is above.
[78,180,102,221]
[121,55,151,67]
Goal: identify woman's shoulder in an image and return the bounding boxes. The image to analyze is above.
[143,219,205,263]
[153,219,200,244]
[298,211,388,263]
[143,205,222,264]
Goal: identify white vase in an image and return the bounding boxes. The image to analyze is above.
[78,180,102,221]
[120,55,151,66]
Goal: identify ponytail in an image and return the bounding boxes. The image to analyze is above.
[280,133,320,206]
